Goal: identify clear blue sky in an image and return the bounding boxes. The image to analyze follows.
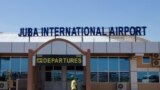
[0,0,160,41]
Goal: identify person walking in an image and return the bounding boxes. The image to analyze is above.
[71,75,77,90]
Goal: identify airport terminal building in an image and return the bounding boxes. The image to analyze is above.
[0,32,160,90]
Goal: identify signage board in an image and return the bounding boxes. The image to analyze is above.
[36,55,83,66]
[18,26,146,37]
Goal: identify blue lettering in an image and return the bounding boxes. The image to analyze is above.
[18,28,27,37]
[96,27,101,36]
[84,27,90,36]
[65,27,71,36]
[33,28,39,36]
[141,26,146,36]
[71,27,77,36]
[109,27,115,36]
[90,27,95,36]
[135,26,141,35]
[50,27,54,36]
[28,28,33,37]
[60,27,65,36]
[102,27,107,36]
[124,27,129,35]
[54,27,59,36]
[76,27,81,36]
[118,27,124,36]
[130,26,136,35]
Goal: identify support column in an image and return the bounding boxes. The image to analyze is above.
[130,56,138,90]
[62,66,66,90]
[86,49,91,90]
[27,49,34,90]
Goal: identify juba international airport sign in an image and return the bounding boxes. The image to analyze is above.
[36,55,83,66]
[18,26,146,37]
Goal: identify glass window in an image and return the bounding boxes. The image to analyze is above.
[21,58,28,72]
[52,70,62,81]
[67,66,75,70]
[76,71,84,82]
[0,57,10,81]
[120,57,130,71]
[11,58,20,80]
[148,72,159,83]
[143,57,151,64]
[109,72,119,82]
[109,57,118,71]
[98,57,108,72]
[0,57,28,80]
[137,72,148,83]
[138,72,159,83]
[45,66,53,71]
[98,57,108,82]
[99,72,108,82]
[67,71,75,81]
[90,57,130,82]
[91,58,97,72]
[120,72,130,82]
[91,72,98,82]
[0,57,10,72]
[52,66,62,81]
[11,58,20,72]
[91,58,98,82]
[46,72,51,81]
[76,66,83,70]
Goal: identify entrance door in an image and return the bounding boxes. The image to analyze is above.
[44,66,85,90]
[44,66,63,90]
[66,66,85,90]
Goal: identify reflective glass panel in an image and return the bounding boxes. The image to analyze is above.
[109,57,118,71]
[53,66,62,81]
[11,58,20,72]
[148,72,159,83]
[76,71,84,82]
[137,72,148,83]
[0,57,10,81]
[67,71,75,81]
[143,57,151,64]
[120,72,130,82]
[98,57,108,72]
[91,58,97,72]
[11,58,20,80]
[52,70,62,81]
[109,72,119,82]
[99,72,108,82]
[46,72,51,81]
[21,58,28,72]
[91,72,98,82]
[119,57,129,71]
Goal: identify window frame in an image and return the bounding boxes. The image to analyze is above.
[137,71,160,83]
[90,56,130,83]
[142,57,151,64]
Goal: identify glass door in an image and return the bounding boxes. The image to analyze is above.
[66,66,85,90]
[44,66,85,90]
[45,66,62,90]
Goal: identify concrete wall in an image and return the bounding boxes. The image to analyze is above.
[91,83,131,90]
[0,42,160,54]
[138,83,160,90]
[130,55,160,90]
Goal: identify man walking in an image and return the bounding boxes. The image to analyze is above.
[71,75,77,90]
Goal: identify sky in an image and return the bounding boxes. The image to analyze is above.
[0,0,160,41]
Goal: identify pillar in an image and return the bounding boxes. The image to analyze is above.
[130,56,138,90]
[86,49,91,90]
[27,49,34,90]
